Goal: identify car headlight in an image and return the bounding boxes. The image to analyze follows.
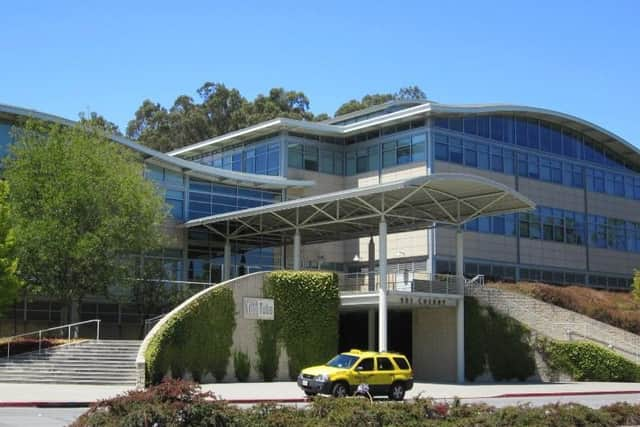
[315,374,329,382]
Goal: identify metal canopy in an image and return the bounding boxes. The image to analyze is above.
[183,173,535,245]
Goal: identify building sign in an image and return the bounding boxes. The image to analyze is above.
[397,296,455,307]
[243,297,274,320]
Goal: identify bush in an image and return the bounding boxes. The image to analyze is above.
[145,286,236,385]
[263,271,339,379]
[465,297,536,381]
[73,380,640,427]
[537,338,640,382]
[256,317,280,381]
[494,282,640,335]
[233,350,250,382]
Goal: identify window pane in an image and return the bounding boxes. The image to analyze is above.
[397,137,411,164]
[411,134,426,161]
[383,142,396,167]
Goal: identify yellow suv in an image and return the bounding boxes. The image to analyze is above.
[297,349,413,400]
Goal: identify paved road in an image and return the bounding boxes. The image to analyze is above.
[2,393,640,426]
[0,408,84,427]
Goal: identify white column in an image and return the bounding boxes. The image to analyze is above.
[368,236,375,291]
[368,309,376,350]
[456,227,465,383]
[223,239,231,281]
[378,217,388,352]
[293,229,301,270]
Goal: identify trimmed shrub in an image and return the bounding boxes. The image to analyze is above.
[537,338,640,382]
[73,380,640,427]
[465,296,536,381]
[264,271,339,379]
[144,286,236,385]
[233,350,250,382]
[256,317,280,381]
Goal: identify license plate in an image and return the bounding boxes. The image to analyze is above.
[302,380,309,386]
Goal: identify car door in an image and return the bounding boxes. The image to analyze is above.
[352,357,375,387]
[369,357,395,395]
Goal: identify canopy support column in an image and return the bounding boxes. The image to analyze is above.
[293,229,301,270]
[223,239,231,281]
[456,227,465,383]
[378,217,388,353]
[368,236,375,291]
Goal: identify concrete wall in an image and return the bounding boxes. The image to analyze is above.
[412,306,458,382]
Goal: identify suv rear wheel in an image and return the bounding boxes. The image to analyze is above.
[331,381,349,398]
[388,382,405,401]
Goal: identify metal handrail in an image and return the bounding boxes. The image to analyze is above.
[2,319,101,359]
[337,272,461,295]
[143,314,165,336]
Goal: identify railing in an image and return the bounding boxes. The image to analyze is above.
[2,319,101,359]
[553,322,640,363]
[143,314,165,336]
[337,272,461,295]
[464,274,485,288]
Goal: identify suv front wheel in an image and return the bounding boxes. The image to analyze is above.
[388,382,405,401]
[331,381,349,398]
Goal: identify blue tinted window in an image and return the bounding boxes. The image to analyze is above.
[540,123,552,153]
[463,117,477,135]
[411,134,426,161]
[464,141,477,167]
[490,116,504,141]
[478,116,490,138]
[526,119,539,150]
[449,137,463,164]
[435,134,448,161]
[0,123,12,159]
[434,118,449,128]
[515,119,528,147]
[477,143,489,170]
[449,118,463,132]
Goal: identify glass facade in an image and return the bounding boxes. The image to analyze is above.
[144,165,186,220]
[191,136,281,176]
[0,122,13,166]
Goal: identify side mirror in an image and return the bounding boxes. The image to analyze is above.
[355,366,364,371]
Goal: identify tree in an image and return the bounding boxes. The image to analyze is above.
[0,180,21,313]
[79,112,122,136]
[334,85,427,116]
[633,270,640,302]
[126,83,322,152]
[4,119,168,322]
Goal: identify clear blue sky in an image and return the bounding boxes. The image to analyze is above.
[1,1,639,144]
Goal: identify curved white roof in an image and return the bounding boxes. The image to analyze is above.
[168,101,640,170]
[0,103,314,190]
[185,173,535,245]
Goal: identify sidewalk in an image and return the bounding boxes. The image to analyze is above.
[0,381,639,406]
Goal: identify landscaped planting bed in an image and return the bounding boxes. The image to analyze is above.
[491,282,640,335]
[0,337,79,357]
[71,379,640,427]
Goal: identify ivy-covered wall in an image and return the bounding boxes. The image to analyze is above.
[145,286,236,385]
[259,271,340,380]
[537,338,640,382]
[464,296,537,381]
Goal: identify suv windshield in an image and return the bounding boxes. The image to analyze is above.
[326,354,358,368]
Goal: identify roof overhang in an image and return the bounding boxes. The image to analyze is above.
[168,102,640,171]
[183,173,535,246]
[0,103,314,190]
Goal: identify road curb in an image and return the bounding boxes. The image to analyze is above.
[494,390,640,398]
[0,397,309,408]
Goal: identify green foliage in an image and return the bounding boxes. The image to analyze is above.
[145,287,236,384]
[74,379,640,427]
[127,84,319,152]
[464,297,536,381]
[233,350,250,382]
[256,317,280,381]
[632,269,640,303]
[537,338,640,382]
[4,119,167,314]
[263,271,339,379]
[0,181,21,312]
[334,85,426,116]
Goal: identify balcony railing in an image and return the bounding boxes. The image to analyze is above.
[337,272,461,295]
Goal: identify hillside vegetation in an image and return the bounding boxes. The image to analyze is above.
[491,282,640,335]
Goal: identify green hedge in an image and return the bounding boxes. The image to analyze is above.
[465,297,536,381]
[537,338,640,382]
[262,271,339,380]
[145,286,236,385]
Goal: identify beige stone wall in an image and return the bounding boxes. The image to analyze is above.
[287,168,345,197]
[520,239,587,270]
[412,307,458,382]
[518,178,584,212]
[436,228,518,263]
[588,192,640,223]
[434,161,516,188]
[589,248,639,276]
